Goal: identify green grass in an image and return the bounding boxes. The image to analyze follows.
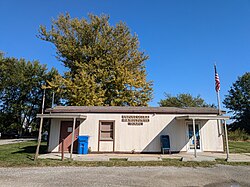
[0,141,249,167]
[0,141,48,167]
[229,141,250,153]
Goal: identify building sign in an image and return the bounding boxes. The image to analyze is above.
[121,115,150,126]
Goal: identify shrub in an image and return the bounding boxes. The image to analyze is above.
[228,129,250,141]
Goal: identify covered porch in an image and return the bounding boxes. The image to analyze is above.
[175,115,230,160]
[36,113,87,159]
[35,112,231,161]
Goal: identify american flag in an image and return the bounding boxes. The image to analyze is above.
[214,65,220,92]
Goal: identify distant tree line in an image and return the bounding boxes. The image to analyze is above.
[0,13,249,135]
[0,53,61,134]
[159,93,215,108]
[223,73,250,134]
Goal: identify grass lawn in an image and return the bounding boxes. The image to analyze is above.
[229,141,250,153]
[0,140,249,167]
[0,140,48,167]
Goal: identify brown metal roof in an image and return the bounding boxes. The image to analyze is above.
[46,106,223,115]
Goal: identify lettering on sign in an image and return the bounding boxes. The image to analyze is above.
[121,115,150,126]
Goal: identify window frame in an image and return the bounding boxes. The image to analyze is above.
[99,120,115,141]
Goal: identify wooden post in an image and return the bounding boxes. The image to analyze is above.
[193,118,197,158]
[61,139,64,161]
[224,120,229,161]
[34,117,43,161]
[34,89,46,161]
[70,117,76,160]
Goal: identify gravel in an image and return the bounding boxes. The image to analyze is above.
[0,165,249,187]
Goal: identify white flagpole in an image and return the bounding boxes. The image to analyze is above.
[214,64,229,160]
[216,90,221,115]
[214,64,222,115]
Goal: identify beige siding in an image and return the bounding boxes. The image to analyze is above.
[201,120,224,152]
[99,141,113,152]
[48,119,60,152]
[48,113,224,153]
[80,114,190,152]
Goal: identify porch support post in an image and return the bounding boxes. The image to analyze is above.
[224,120,229,161]
[34,117,43,161]
[192,118,197,158]
[34,89,46,161]
[70,117,76,160]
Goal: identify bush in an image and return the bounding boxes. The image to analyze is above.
[228,129,250,141]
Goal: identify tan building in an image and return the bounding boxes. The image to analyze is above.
[38,106,229,155]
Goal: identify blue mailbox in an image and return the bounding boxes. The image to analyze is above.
[78,136,89,154]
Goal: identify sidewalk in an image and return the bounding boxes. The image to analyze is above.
[0,138,36,145]
[39,152,250,162]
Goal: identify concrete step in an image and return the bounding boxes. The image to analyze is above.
[181,156,216,162]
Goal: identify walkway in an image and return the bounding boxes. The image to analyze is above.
[39,152,250,162]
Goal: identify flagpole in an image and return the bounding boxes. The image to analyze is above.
[216,90,221,115]
[214,64,221,114]
[214,64,229,161]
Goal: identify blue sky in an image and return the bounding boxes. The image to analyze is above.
[0,0,249,108]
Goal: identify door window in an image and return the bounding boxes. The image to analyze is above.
[188,124,200,149]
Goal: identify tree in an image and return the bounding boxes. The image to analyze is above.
[159,93,214,107]
[223,72,250,133]
[0,55,60,134]
[38,13,153,106]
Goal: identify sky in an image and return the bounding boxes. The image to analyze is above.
[0,0,249,109]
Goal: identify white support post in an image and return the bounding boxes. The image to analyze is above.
[193,118,197,158]
[70,117,76,160]
[224,120,229,161]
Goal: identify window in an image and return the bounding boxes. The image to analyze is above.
[100,121,114,140]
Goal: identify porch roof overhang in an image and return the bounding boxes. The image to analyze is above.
[37,113,87,119]
[175,115,230,120]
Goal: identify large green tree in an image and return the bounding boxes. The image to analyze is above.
[223,72,250,133]
[38,13,153,106]
[0,54,60,134]
[159,93,214,107]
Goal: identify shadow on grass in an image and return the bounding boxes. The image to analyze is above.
[11,144,48,160]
